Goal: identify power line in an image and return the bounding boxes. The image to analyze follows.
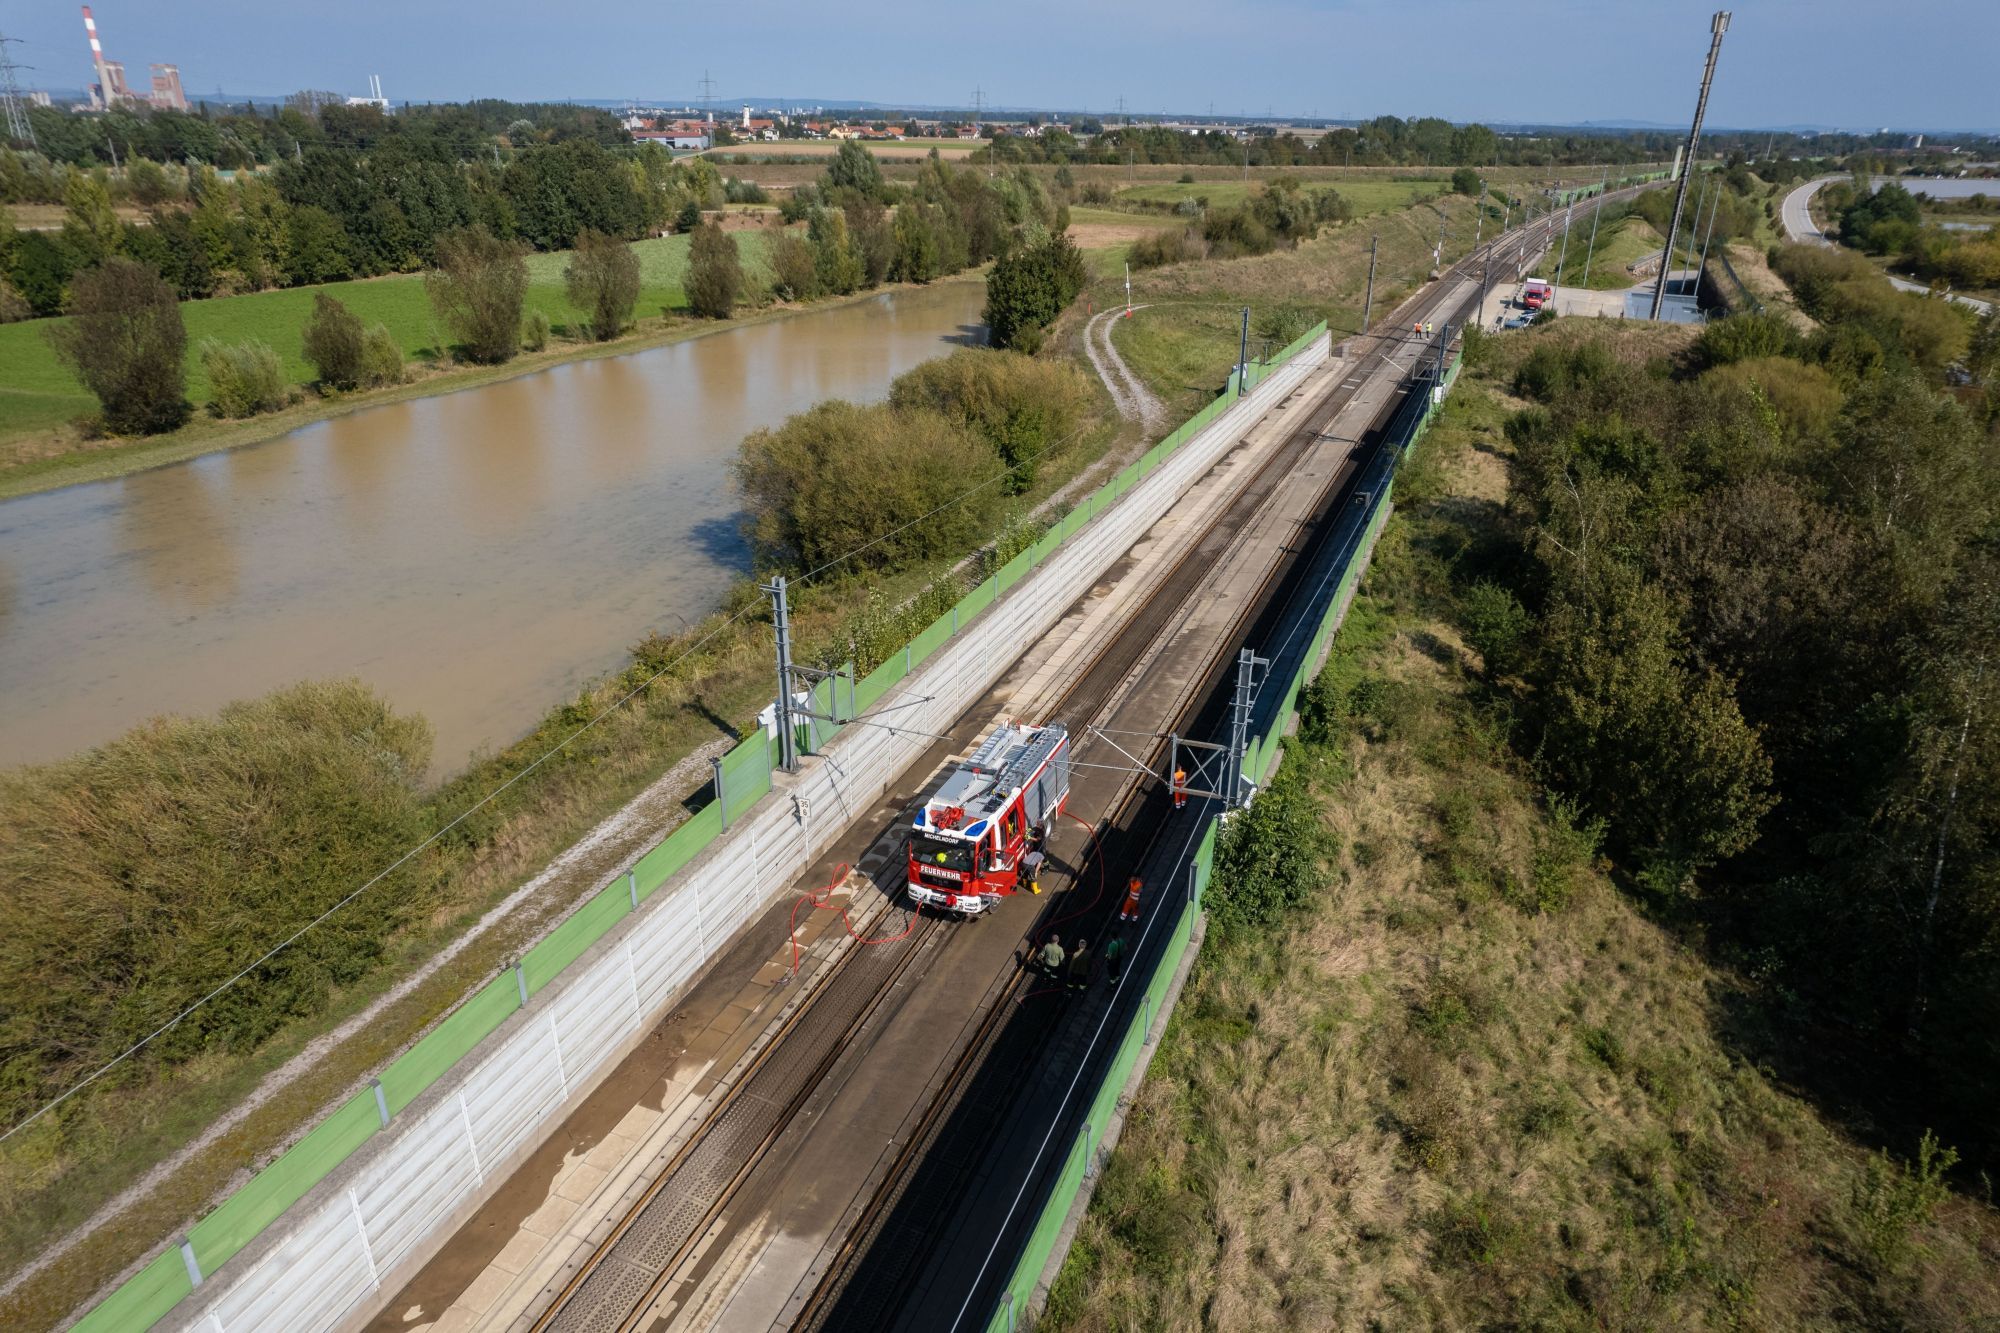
[0,29,37,150]
[0,376,1129,1145]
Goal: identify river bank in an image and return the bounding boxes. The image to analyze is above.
[0,280,989,774]
[0,274,982,503]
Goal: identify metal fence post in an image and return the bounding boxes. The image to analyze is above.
[370,1077,390,1128]
[951,605,959,635]
[513,960,528,1007]
[178,1236,202,1288]
[711,756,728,829]
[627,869,638,910]
[1004,1291,1016,1332]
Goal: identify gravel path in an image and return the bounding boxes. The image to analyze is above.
[1084,304,1166,432]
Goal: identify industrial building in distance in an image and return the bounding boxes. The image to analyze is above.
[81,4,186,111]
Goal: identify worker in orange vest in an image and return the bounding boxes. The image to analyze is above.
[1172,766,1188,810]
[1120,875,1143,923]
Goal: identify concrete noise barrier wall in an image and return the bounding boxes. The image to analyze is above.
[110,333,1329,1333]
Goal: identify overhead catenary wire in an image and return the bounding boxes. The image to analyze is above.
[0,317,1274,1146]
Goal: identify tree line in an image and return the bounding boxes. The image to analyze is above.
[1828,178,2000,293]
[18,138,1075,435]
[0,135,729,317]
[1457,263,1999,1160]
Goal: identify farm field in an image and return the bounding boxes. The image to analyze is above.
[710,139,980,161]
[1114,174,1452,215]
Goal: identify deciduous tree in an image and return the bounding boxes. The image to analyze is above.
[564,228,640,340]
[685,219,741,319]
[425,224,528,363]
[47,256,189,434]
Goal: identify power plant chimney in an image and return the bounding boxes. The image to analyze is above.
[81,5,117,109]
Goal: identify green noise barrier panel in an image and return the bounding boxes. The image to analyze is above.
[77,317,1340,1333]
[70,1252,192,1333]
[378,974,522,1116]
[523,882,633,996]
[188,1090,383,1275]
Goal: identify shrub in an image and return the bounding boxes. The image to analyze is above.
[199,337,286,417]
[768,231,820,301]
[425,224,528,364]
[360,323,404,385]
[0,681,434,1118]
[564,229,641,340]
[1692,309,1803,368]
[1451,166,1482,197]
[0,277,29,323]
[521,308,550,351]
[1256,304,1317,350]
[735,400,1005,576]
[1208,757,1336,934]
[47,256,189,434]
[1703,356,1843,440]
[984,232,1087,349]
[301,291,367,390]
[1461,580,1531,678]
[1128,226,1206,270]
[888,348,1094,492]
[1851,1131,1959,1273]
[686,220,742,319]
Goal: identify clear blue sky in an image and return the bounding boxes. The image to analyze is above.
[10,0,1995,132]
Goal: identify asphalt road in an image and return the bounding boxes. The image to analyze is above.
[1782,176,1993,316]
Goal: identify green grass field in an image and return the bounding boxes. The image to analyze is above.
[1529,213,1665,290]
[0,232,776,438]
[1114,175,1450,216]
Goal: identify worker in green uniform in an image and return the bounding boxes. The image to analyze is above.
[1102,935,1125,982]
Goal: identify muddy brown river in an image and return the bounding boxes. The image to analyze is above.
[0,282,986,772]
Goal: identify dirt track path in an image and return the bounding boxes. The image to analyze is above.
[1083,304,1165,432]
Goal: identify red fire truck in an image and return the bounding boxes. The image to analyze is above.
[907,721,1072,915]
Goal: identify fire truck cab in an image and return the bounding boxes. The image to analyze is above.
[908,721,1071,916]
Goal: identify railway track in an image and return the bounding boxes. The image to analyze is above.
[516,193,1626,1333]
[788,195,1638,1333]
[521,302,1335,1333]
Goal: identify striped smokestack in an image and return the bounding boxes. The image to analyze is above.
[81,5,115,107]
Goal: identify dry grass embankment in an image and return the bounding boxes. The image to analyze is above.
[1043,345,2000,1331]
[1054,193,1484,425]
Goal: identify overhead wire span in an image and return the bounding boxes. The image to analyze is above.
[0,275,1342,1143]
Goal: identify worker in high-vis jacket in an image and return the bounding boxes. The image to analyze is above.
[1172,765,1188,810]
[1120,875,1143,923]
